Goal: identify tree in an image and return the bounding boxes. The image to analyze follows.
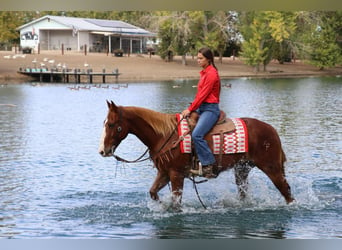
[239,11,272,71]
[0,12,26,48]
[157,16,174,61]
[308,11,342,70]
[157,11,203,65]
[202,11,230,63]
[239,11,297,71]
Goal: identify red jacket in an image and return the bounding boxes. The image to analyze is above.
[188,64,220,112]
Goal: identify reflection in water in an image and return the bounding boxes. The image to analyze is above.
[0,77,341,238]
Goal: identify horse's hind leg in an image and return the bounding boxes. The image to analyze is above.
[234,163,252,200]
[258,161,294,204]
[266,169,294,204]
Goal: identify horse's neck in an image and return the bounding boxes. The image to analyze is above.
[124,107,174,151]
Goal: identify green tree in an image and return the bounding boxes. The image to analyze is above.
[202,11,230,63]
[157,16,174,61]
[0,12,26,48]
[308,11,342,69]
[171,11,200,65]
[239,11,297,71]
[157,11,204,65]
[239,11,272,71]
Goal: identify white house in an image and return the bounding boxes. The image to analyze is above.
[17,15,156,54]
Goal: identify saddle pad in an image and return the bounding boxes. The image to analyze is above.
[212,118,248,154]
[176,115,248,154]
[176,114,192,153]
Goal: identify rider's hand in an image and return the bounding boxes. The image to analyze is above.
[181,109,191,118]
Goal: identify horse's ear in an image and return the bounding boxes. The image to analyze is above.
[106,100,118,112]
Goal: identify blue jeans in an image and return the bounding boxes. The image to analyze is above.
[192,103,220,166]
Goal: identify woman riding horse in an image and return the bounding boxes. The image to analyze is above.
[182,47,221,179]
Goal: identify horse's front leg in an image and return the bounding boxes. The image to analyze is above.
[149,170,170,201]
[169,169,185,211]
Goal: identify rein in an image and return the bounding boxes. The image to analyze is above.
[112,147,150,163]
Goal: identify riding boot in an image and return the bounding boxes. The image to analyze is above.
[190,163,218,178]
[202,164,218,178]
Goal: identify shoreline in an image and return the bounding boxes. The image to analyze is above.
[0,51,341,83]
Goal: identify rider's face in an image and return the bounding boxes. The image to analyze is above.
[197,53,209,69]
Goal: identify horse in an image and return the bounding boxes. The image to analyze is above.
[99,101,294,209]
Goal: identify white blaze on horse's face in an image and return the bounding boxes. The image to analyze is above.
[98,119,107,156]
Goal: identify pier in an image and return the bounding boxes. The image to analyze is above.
[18,67,120,83]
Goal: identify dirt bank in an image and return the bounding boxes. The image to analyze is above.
[0,51,341,83]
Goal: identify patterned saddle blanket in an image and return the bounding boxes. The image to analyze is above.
[176,114,248,154]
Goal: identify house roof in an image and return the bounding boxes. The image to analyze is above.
[17,15,156,37]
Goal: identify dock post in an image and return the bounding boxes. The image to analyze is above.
[102,69,106,83]
[87,69,93,83]
[50,68,54,82]
[77,69,81,83]
[62,69,65,83]
[115,68,119,80]
[90,69,93,83]
[40,68,43,83]
[74,69,77,83]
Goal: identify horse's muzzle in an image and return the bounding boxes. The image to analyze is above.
[99,150,110,157]
[99,146,116,157]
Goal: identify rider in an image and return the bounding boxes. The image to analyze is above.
[181,47,221,178]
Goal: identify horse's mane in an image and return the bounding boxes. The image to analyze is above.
[124,106,177,137]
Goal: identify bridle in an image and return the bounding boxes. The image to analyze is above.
[106,106,152,163]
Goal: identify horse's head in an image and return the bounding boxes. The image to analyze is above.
[98,101,129,157]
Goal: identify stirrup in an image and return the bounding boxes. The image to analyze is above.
[190,164,203,176]
[190,164,217,178]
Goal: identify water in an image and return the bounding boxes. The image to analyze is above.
[0,77,341,238]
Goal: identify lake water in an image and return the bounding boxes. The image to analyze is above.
[0,77,341,239]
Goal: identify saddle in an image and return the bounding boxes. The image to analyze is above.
[188,110,236,135]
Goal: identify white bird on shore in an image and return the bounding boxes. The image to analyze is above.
[3,55,11,59]
[48,59,55,64]
[84,62,89,67]
[43,58,48,62]
[13,54,26,59]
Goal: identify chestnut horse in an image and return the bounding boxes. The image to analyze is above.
[99,101,294,208]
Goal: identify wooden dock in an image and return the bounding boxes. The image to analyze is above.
[18,67,120,83]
